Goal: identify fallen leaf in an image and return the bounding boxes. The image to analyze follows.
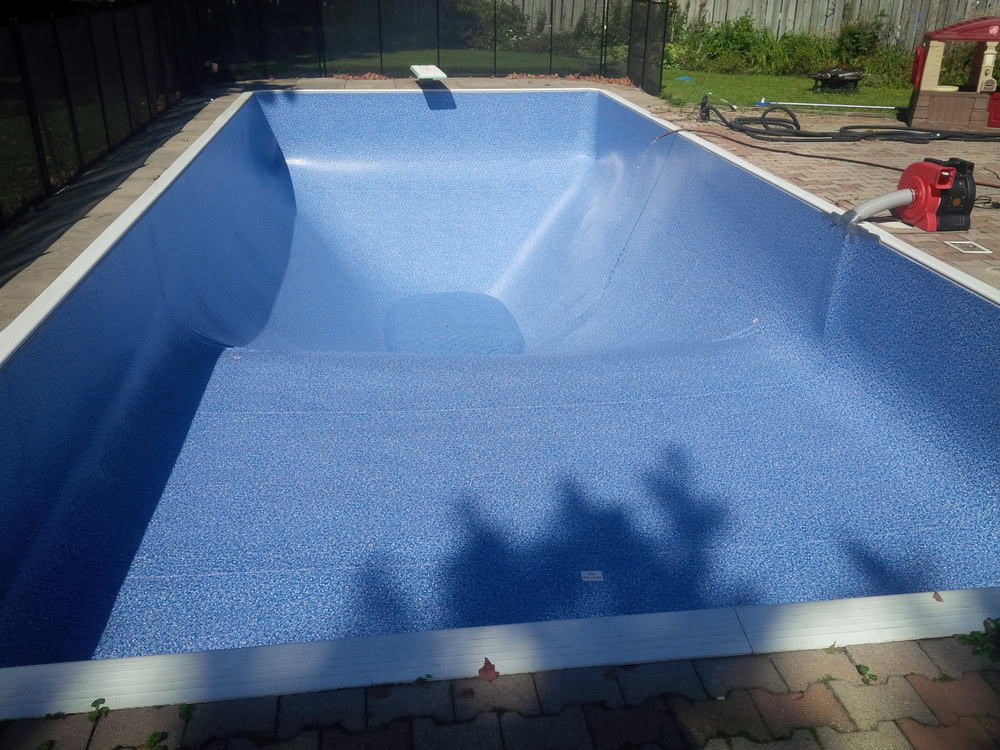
[461,688,475,699]
[932,591,943,602]
[478,658,500,682]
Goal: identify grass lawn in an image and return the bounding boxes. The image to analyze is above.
[661,69,911,111]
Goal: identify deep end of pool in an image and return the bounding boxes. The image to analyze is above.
[0,90,998,669]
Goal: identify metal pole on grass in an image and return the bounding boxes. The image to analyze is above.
[255,0,268,78]
[493,0,498,77]
[657,0,667,95]
[132,1,154,120]
[549,0,554,74]
[376,0,384,76]
[110,8,136,134]
[641,0,651,92]
[148,1,171,109]
[10,18,52,196]
[86,9,113,151]
[51,14,84,170]
[599,0,609,77]
[161,0,183,99]
[625,0,634,83]
[314,0,326,75]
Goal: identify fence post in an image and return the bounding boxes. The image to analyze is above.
[157,0,181,102]
[376,0,384,76]
[10,18,52,196]
[658,0,667,96]
[549,0,554,74]
[314,0,325,75]
[626,0,633,77]
[86,10,113,152]
[493,0,498,77]
[181,0,203,91]
[51,14,84,170]
[641,0,651,90]
[165,0,183,96]
[599,0,609,76]
[132,1,155,120]
[256,0,268,78]
[110,8,136,134]
[147,1,171,108]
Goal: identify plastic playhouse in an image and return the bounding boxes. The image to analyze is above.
[907,17,1000,130]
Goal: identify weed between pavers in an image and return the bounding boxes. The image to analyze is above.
[88,698,110,723]
[957,617,1000,662]
[855,665,879,685]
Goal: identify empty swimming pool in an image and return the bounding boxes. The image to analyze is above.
[1,90,999,689]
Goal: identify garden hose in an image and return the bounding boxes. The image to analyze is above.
[697,96,1000,144]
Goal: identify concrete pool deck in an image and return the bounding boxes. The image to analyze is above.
[2,636,998,749]
[1,79,999,748]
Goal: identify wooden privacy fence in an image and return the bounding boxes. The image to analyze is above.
[683,0,1000,49]
[515,0,604,32]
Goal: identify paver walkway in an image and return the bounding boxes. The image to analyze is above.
[2,636,997,749]
[1,77,998,750]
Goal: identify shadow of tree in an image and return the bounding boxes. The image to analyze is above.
[356,446,750,637]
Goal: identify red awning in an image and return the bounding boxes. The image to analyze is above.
[926,17,1000,42]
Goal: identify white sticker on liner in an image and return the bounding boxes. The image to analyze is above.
[581,570,604,582]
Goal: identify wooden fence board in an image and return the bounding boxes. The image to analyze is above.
[669,0,997,43]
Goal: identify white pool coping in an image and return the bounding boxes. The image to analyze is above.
[1,587,998,718]
[1,87,998,719]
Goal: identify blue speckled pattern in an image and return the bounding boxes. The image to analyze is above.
[1,90,998,668]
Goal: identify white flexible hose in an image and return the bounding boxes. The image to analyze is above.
[838,189,915,228]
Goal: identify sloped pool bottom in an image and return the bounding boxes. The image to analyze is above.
[1,90,998,667]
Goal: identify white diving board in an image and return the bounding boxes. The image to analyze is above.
[410,64,447,80]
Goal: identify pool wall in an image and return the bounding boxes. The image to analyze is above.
[0,89,998,717]
[0,98,296,665]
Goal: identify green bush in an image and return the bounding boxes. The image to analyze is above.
[836,17,886,59]
[939,41,976,86]
[664,5,921,88]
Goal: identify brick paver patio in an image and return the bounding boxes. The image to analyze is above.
[1,78,998,749]
[1,637,997,749]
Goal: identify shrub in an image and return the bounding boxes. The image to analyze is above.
[836,17,887,59]
[663,7,915,88]
[939,41,976,86]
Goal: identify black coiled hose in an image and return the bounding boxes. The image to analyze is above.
[697,96,1000,143]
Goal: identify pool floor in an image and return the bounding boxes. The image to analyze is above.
[80,322,992,659]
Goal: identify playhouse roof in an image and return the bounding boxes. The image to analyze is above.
[927,16,1000,41]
